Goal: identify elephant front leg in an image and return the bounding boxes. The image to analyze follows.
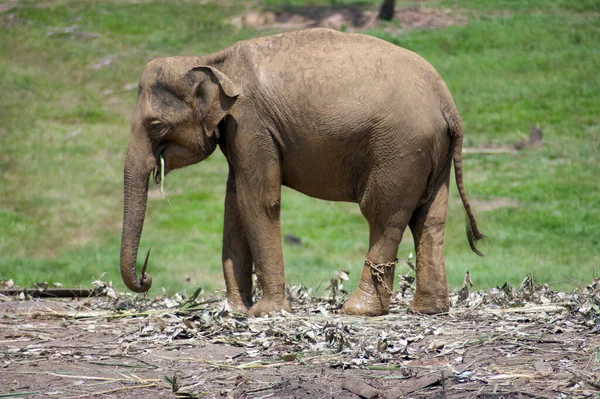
[408,183,450,315]
[236,162,290,316]
[222,174,253,312]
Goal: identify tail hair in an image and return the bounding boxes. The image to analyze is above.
[466,216,486,257]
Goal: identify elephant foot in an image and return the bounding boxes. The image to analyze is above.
[226,299,251,314]
[341,287,390,316]
[226,293,252,314]
[341,258,395,316]
[248,297,291,316]
[409,292,449,315]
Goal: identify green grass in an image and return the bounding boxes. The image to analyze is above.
[1,0,598,296]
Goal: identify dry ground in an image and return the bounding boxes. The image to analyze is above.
[1,280,600,399]
[231,5,468,32]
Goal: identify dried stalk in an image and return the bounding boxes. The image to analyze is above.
[63,384,156,399]
[0,288,105,298]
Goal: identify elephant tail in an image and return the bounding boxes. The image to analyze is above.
[443,106,486,256]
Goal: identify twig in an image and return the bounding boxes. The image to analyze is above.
[238,360,287,369]
[476,391,538,398]
[565,368,600,390]
[385,370,451,399]
[441,370,447,398]
[88,361,158,369]
[246,383,280,394]
[487,373,539,380]
[44,372,159,383]
[12,309,170,320]
[341,375,382,399]
[0,288,105,298]
[0,392,41,398]
[462,147,517,154]
[366,365,403,371]
[487,304,570,314]
[456,355,492,374]
[358,374,409,380]
[63,384,156,399]
[152,354,239,369]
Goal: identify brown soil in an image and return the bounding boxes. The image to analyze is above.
[231,6,467,32]
[2,279,599,398]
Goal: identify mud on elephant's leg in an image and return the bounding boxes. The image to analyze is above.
[408,183,451,315]
[341,221,407,316]
[222,174,253,312]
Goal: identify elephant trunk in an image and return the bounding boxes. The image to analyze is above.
[120,133,155,293]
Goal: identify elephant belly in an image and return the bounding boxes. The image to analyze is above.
[281,153,366,203]
[283,174,356,202]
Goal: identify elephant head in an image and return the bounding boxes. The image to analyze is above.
[120,57,240,292]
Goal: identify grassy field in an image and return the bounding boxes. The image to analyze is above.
[1,0,598,296]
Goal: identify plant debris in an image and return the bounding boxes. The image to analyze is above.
[1,275,599,398]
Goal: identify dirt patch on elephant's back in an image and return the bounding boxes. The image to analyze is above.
[231,6,467,32]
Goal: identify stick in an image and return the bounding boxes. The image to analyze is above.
[0,288,105,298]
[0,392,41,398]
[63,384,156,399]
[385,371,449,399]
[88,361,158,369]
[341,376,382,399]
[366,365,403,371]
[462,147,517,154]
[45,372,159,383]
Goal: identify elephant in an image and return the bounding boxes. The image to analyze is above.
[120,28,485,317]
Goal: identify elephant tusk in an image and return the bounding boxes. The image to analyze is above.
[159,155,166,196]
[157,155,172,206]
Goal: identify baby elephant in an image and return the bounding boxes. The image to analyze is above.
[120,28,484,316]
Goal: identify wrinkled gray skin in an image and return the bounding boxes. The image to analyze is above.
[121,28,484,316]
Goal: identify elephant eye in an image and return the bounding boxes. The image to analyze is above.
[148,120,170,138]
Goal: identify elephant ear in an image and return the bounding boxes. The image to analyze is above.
[188,65,240,135]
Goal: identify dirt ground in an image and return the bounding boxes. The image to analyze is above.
[231,5,468,32]
[1,280,600,399]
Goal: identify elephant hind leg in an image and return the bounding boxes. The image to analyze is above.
[340,224,406,316]
[408,175,451,315]
[341,187,417,316]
